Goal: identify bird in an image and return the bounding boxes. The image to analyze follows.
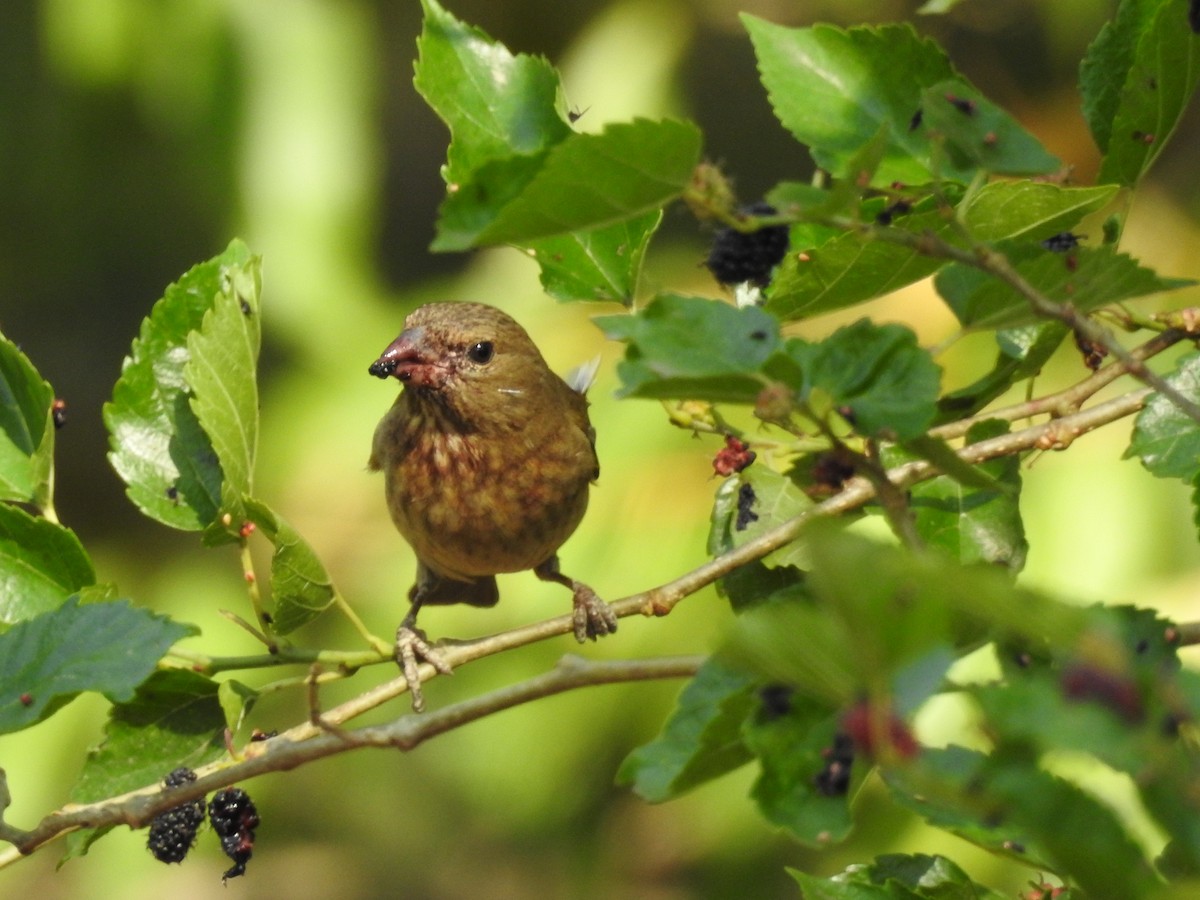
[368,302,617,710]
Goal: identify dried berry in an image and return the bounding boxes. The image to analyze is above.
[51,398,67,429]
[735,483,759,531]
[814,732,855,797]
[209,787,260,881]
[147,768,205,864]
[706,202,790,287]
[713,435,756,476]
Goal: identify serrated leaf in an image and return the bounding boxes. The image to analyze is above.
[1084,0,1200,185]
[936,242,1193,330]
[596,295,779,402]
[907,421,1027,570]
[919,80,1060,175]
[790,853,1010,899]
[743,18,984,185]
[442,119,700,249]
[0,330,55,508]
[413,0,570,185]
[617,658,757,801]
[185,255,262,541]
[244,498,336,635]
[0,597,195,734]
[526,210,660,304]
[0,503,95,629]
[731,466,813,570]
[786,870,896,900]
[783,320,942,440]
[1127,349,1200,481]
[104,240,256,531]
[64,669,225,860]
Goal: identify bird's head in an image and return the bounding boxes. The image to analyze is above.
[369,302,562,426]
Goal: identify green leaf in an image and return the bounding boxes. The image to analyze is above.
[414,0,570,184]
[441,119,701,249]
[218,678,259,733]
[765,209,951,321]
[0,504,95,629]
[526,210,660,304]
[783,320,942,440]
[1127,350,1200,482]
[0,330,55,508]
[1083,0,1200,185]
[0,597,195,734]
[104,239,257,531]
[743,18,974,185]
[244,498,336,635]
[919,80,1060,175]
[936,242,1193,330]
[907,421,1027,570]
[963,182,1118,241]
[595,295,779,402]
[730,466,813,570]
[185,256,261,510]
[617,658,757,801]
[790,854,1010,899]
[64,669,225,860]
[745,702,851,845]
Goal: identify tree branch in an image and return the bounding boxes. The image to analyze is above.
[0,654,703,865]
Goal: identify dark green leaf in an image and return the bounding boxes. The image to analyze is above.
[0,597,195,734]
[1127,350,1200,482]
[0,330,55,508]
[745,702,851,845]
[413,0,570,185]
[104,240,256,531]
[526,210,661,304]
[596,295,779,402]
[919,80,1060,175]
[185,254,262,514]
[788,320,942,440]
[244,498,336,635]
[794,853,1010,899]
[1086,0,1200,185]
[742,18,972,184]
[936,243,1193,330]
[617,658,757,801]
[907,421,1027,570]
[64,669,225,860]
[0,504,95,629]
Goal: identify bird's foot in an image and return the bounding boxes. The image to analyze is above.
[395,624,453,713]
[571,582,618,643]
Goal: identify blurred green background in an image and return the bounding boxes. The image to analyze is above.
[2,0,1200,897]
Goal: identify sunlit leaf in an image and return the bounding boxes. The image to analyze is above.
[527,210,661,304]
[1127,349,1200,481]
[244,498,336,635]
[0,330,55,508]
[0,503,95,629]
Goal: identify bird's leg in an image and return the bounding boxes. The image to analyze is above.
[534,556,618,643]
[395,597,453,714]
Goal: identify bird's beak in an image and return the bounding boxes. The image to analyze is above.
[369,327,444,387]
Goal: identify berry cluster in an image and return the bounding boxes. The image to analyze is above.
[145,769,261,882]
[209,788,261,882]
[146,768,206,864]
[706,202,790,287]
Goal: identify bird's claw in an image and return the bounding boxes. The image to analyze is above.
[395,624,453,713]
[571,583,618,643]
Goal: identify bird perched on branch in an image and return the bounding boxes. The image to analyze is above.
[368,302,616,710]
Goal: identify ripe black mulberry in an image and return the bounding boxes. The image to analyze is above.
[706,202,790,287]
[146,768,205,864]
[209,787,260,881]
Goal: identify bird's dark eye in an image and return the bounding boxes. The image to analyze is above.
[466,341,494,365]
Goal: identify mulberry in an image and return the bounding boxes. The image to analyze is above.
[706,202,790,287]
[146,768,205,864]
[209,787,260,881]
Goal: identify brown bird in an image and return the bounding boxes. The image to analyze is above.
[368,302,617,710]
